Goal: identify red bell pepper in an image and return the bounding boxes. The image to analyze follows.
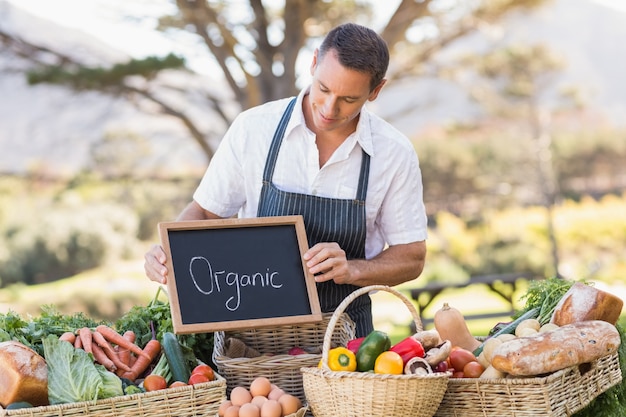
[346,336,366,355]
[389,336,425,365]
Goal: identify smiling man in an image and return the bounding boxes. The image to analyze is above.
[144,23,428,337]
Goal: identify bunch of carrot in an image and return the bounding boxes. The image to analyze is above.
[59,325,162,382]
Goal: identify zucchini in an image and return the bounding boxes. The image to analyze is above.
[162,332,191,383]
[472,307,539,357]
[355,330,391,372]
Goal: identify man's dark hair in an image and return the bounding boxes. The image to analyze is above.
[318,23,389,92]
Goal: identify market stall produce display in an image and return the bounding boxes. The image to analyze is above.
[0,291,226,416]
[432,278,624,417]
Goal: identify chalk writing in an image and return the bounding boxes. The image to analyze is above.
[189,256,283,311]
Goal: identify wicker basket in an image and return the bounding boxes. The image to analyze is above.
[434,351,622,417]
[212,313,356,404]
[301,285,450,417]
[0,373,226,417]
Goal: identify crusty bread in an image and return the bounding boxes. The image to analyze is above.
[491,320,620,376]
[0,341,49,407]
[550,282,623,326]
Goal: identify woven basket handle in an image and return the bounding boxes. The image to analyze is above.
[320,285,423,371]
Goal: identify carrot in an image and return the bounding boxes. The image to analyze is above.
[91,342,116,372]
[92,330,132,372]
[117,330,135,369]
[59,331,76,344]
[74,332,83,349]
[78,327,93,354]
[123,330,136,344]
[95,325,147,358]
[121,339,161,381]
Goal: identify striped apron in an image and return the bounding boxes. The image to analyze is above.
[257,98,373,337]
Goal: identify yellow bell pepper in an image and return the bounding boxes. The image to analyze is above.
[327,346,357,372]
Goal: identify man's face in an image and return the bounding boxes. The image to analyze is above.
[307,49,385,135]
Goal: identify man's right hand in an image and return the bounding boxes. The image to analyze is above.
[144,244,169,284]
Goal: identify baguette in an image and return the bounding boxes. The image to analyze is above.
[491,320,620,376]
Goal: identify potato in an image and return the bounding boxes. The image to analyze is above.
[477,351,490,369]
[514,319,541,337]
[482,338,503,364]
[539,323,560,333]
[479,365,506,379]
[516,327,538,337]
[496,333,517,343]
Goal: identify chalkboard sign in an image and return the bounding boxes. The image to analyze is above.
[159,215,322,334]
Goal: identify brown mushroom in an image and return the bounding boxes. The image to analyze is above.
[425,340,452,366]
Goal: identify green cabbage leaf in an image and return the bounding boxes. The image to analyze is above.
[42,335,123,404]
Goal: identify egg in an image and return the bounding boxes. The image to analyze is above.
[260,399,283,417]
[223,405,240,417]
[250,377,272,398]
[239,403,261,417]
[278,394,302,415]
[251,395,268,408]
[230,386,253,406]
[218,400,233,417]
[267,387,285,401]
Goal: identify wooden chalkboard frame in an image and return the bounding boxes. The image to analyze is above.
[159,215,322,334]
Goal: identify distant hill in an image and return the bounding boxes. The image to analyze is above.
[1,0,624,177]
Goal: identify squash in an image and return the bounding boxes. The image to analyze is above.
[433,303,481,352]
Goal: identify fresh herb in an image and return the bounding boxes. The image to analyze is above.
[517,276,576,324]
[114,287,214,367]
[0,306,107,356]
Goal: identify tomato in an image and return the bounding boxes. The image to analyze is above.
[169,381,188,388]
[463,361,485,378]
[191,364,215,381]
[452,370,465,378]
[373,351,404,375]
[448,347,477,372]
[143,374,167,391]
[188,373,210,385]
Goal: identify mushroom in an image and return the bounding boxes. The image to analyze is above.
[412,329,441,350]
[404,357,433,376]
[425,340,452,366]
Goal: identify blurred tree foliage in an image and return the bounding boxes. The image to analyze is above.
[0,0,549,162]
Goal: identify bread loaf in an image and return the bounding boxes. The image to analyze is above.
[0,341,49,407]
[550,282,623,326]
[491,320,620,376]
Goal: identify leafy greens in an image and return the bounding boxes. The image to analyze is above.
[42,335,123,404]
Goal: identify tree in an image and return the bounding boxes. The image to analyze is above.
[453,43,581,278]
[1,0,550,162]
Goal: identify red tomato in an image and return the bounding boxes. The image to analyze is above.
[463,361,485,378]
[188,373,210,385]
[169,381,188,388]
[191,364,215,381]
[452,370,465,378]
[448,347,477,372]
[143,374,167,391]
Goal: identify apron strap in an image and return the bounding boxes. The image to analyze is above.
[262,97,297,183]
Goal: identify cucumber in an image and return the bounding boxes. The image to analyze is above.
[6,401,33,409]
[472,307,539,357]
[162,332,191,383]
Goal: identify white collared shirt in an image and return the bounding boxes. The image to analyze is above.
[194,88,427,259]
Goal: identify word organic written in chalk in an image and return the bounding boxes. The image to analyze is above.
[188,256,283,311]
